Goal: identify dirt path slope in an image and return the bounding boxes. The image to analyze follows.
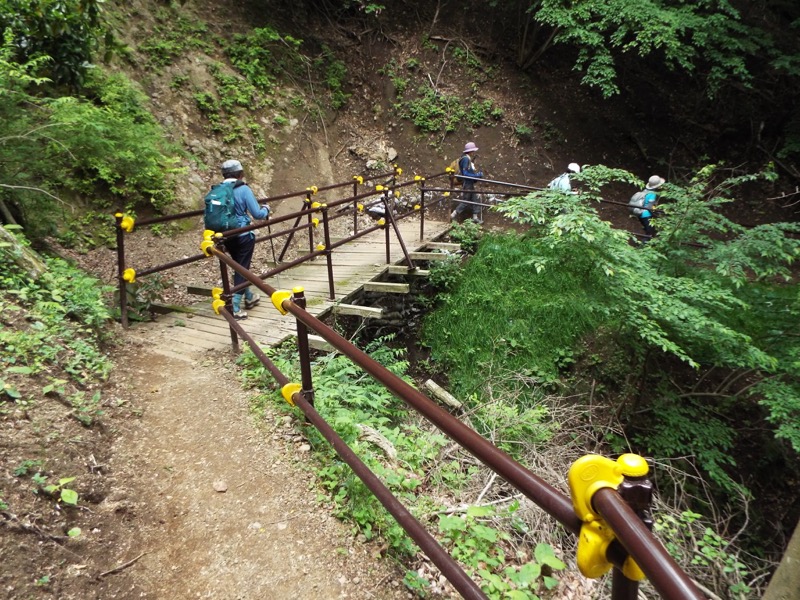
[107,336,410,599]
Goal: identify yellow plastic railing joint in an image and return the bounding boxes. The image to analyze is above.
[375,184,385,192]
[211,287,223,301]
[281,383,302,406]
[117,214,135,232]
[443,191,451,197]
[292,286,305,295]
[357,203,364,213]
[122,268,136,283]
[311,201,322,210]
[414,175,425,182]
[394,190,400,198]
[446,166,455,174]
[271,290,292,315]
[353,175,364,185]
[414,204,421,211]
[211,298,226,315]
[311,218,320,228]
[306,186,318,195]
[377,218,386,227]
[395,167,403,176]
[568,453,648,580]
[316,243,326,251]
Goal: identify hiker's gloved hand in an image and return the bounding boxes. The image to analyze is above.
[477,171,484,178]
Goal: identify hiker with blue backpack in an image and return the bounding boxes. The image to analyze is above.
[629,175,665,241]
[450,141,484,223]
[547,162,581,193]
[205,159,270,320]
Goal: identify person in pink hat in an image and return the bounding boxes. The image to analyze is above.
[451,141,484,223]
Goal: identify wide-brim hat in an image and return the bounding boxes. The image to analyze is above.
[646,175,665,190]
[463,142,479,153]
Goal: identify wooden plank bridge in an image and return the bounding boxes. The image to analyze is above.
[127,218,450,361]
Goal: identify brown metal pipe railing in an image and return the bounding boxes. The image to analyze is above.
[135,252,207,279]
[594,489,705,599]
[205,246,709,599]
[214,304,489,600]
[135,208,204,227]
[209,246,582,534]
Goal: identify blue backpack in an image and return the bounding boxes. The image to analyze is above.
[203,181,243,232]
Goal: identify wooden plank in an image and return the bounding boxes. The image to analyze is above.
[409,251,449,261]
[425,242,461,251]
[386,265,430,277]
[363,282,410,294]
[306,334,335,353]
[332,304,384,318]
[186,285,215,297]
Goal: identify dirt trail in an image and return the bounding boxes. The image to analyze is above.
[107,335,410,599]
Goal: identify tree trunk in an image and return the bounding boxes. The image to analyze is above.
[0,226,48,280]
[763,518,800,600]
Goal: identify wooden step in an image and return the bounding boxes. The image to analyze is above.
[385,265,430,277]
[425,242,461,251]
[409,251,450,261]
[307,334,335,353]
[363,282,410,294]
[332,304,384,318]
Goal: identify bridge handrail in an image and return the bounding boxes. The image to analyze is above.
[205,244,705,600]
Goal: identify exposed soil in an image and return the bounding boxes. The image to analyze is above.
[4,1,800,599]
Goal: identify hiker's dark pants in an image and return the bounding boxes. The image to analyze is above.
[455,182,480,218]
[224,232,256,290]
[639,216,657,239]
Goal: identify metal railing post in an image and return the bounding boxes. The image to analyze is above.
[612,465,655,600]
[114,213,129,329]
[418,177,426,241]
[353,176,360,235]
[292,287,315,407]
[217,253,238,353]
[306,190,315,256]
[320,205,336,300]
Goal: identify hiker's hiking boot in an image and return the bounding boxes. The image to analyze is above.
[233,310,248,320]
[450,210,457,219]
[244,294,261,309]
[472,215,483,225]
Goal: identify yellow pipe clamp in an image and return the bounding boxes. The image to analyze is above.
[568,453,648,580]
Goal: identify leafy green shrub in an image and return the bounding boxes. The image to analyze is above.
[0,230,112,395]
[0,0,106,87]
[138,8,211,69]
[226,26,304,93]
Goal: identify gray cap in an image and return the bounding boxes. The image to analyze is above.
[646,175,665,190]
[221,159,243,176]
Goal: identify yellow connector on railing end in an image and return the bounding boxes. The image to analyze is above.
[357,203,364,212]
[575,519,615,579]
[311,201,322,210]
[211,287,223,301]
[311,218,320,228]
[118,215,135,232]
[271,290,292,315]
[414,204,421,211]
[353,175,364,185]
[568,453,649,580]
[375,184,385,192]
[377,218,386,227]
[394,190,400,198]
[211,298,226,315]
[316,243,326,251]
[200,239,215,256]
[395,167,403,176]
[281,382,302,406]
[446,166,455,174]
[306,186,318,195]
[122,268,136,283]
[292,286,305,295]
[414,175,425,182]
